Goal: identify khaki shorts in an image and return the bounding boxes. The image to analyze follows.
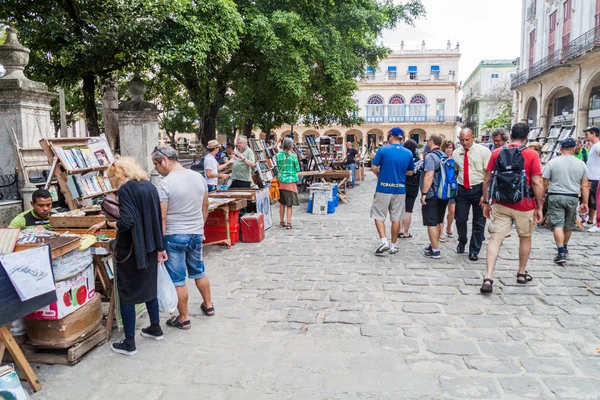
[371,192,406,222]
[488,204,536,238]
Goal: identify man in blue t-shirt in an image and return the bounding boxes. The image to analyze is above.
[370,127,415,256]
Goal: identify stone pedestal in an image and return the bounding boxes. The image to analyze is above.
[0,28,56,177]
[577,108,589,136]
[115,72,161,174]
[540,115,550,137]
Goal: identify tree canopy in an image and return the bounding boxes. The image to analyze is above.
[1,0,425,144]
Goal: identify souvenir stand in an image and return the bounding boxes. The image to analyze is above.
[539,125,575,164]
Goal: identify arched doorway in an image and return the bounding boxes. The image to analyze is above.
[525,97,538,127]
[388,95,406,122]
[409,94,428,122]
[582,72,600,126]
[408,128,427,144]
[366,128,385,150]
[345,129,362,146]
[543,86,574,125]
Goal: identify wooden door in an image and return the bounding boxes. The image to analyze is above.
[548,11,557,55]
[529,30,536,68]
[562,0,571,48]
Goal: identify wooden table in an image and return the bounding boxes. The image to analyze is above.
[297,170,351,204]
[0,326,41,392]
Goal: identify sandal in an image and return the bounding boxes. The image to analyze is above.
[286,223,292,230]
[446,230,455,239]
[398,232,413,239]
[201,302,215,317]
[166,315,191,330]
[480,278,494,294]
[516,272,533,284]
[439,236,446,243]
[280,221,286,228]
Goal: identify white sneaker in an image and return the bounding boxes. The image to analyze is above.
[375,243,390,256]
[588,225,600,233]
[389,246,399,255]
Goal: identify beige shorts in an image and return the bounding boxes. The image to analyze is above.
[488,204,536,238]
[370,192,406,222]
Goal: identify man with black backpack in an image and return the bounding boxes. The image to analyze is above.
[480,123,544,293]
[420,133,459,259]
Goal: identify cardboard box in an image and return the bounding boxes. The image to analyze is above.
[25,263,95,320]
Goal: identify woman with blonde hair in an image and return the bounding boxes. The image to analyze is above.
[276,137,301,229]
[439,140,456,242]
[90,156,167,356]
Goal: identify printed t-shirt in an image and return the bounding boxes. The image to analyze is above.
[486,145,542,212]
[371,144,414,194]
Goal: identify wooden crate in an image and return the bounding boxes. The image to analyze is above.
[49,215,106,228]
[14,236,81,259]
[25,294,102,348]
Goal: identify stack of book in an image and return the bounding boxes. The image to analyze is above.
[54,138,115,170]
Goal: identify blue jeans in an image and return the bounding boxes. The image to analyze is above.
[207,185,217,192]
[346,163,356,185]
[164,234,205,286]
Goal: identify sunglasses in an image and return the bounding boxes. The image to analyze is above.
[154,146,168,158]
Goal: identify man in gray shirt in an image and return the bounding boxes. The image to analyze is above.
[542,138,589,264]
[152,146,214,330]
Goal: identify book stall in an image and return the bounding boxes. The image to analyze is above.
[533,125,575,164]
[0,137,120,395]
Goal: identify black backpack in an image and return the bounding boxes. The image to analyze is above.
[489,145,531,204]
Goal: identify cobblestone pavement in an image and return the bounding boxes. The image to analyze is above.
[33,171,600,399]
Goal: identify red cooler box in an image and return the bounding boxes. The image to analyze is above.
[240,213,265,243]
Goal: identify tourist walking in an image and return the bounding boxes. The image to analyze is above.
[371,128,414,256]
[583,126,600,232]
[488,127,509,151]
[230,136,256,188]
[204,140,233,192]
[481,123,545,293]
[452,128,491,261]
[420,133,448,259]
[399,139,420,238]
[574,139,589,163]
[276,137,301,229]
[439,140,457,242]
[542,138,589,264]
[152,146,215,330]
[89,157,167,356]
[344,142,359,188]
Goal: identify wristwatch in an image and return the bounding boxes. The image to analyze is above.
[482,200,489,205]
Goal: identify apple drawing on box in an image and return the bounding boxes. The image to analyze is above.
[63,291,71,307]
[77,285,87,305]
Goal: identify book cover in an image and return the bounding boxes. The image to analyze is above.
[81,179,93,196]
[72,175,86,196]
[81,147,99,167]
[63,149,79,169]
[88,138,115,164]
[103,176,114,190]
[93,149,110,166]
[94,176,106,192]
[74,147,89,168]
[66,176,82,198]
[54,147,73,169]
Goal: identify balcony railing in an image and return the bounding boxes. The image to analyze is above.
[359,73,456,83]
[511,26,600,89]
[364,115,461,124]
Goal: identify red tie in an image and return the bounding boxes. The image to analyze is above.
[464,148,470,189]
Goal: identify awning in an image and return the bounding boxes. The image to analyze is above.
[388,66,397,72]
[366,66,374,72]
[431,65,440,72]
[408,66,417,73]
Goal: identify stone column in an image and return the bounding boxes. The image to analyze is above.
[102,75,120,151]
[576,108,589,136]
[362,131,368,153]
[115,72,161,183]
[0,28,57,209]
[540,115,550,137]
[296,131,303,144]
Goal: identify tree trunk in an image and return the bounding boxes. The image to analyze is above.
[82,73,101,137]
[242,119,253,138]
[199,115,217,146]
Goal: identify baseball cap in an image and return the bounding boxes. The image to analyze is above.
[561,137,576,149]
[389,127,405,137]
[207,139,219,149]
[583,126,600,135]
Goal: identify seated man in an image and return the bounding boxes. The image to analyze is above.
[9,189,53,229]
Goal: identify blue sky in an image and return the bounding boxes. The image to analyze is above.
[382,0,523,83]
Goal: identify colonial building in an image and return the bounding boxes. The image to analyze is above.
[264,41,462,150]
[511,0,600,136]
[461,60,517,139]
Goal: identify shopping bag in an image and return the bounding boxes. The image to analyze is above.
[157,263,178,313]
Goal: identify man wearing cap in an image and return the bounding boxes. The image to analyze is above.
[583,126,600,232]
[204,140,233,192]
[370,127,414,256]
[542,138,589,263]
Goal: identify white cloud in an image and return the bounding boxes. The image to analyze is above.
[382,0,522,84]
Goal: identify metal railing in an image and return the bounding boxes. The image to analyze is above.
[511,26,600,89]
[0,173,20,201]
[363,115,461,124]
[360,73,455,83]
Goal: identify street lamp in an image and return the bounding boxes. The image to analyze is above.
[562,108,569,121]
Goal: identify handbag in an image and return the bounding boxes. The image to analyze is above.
[102,194,134,263]
[101,194,120,222]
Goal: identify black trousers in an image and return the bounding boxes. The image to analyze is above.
[455,184,486,255]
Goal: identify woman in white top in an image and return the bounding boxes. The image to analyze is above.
[204,140,233,192]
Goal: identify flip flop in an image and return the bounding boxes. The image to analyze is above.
[166,315,191,330]
[398,232,413,239]
[201,303,215,317]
